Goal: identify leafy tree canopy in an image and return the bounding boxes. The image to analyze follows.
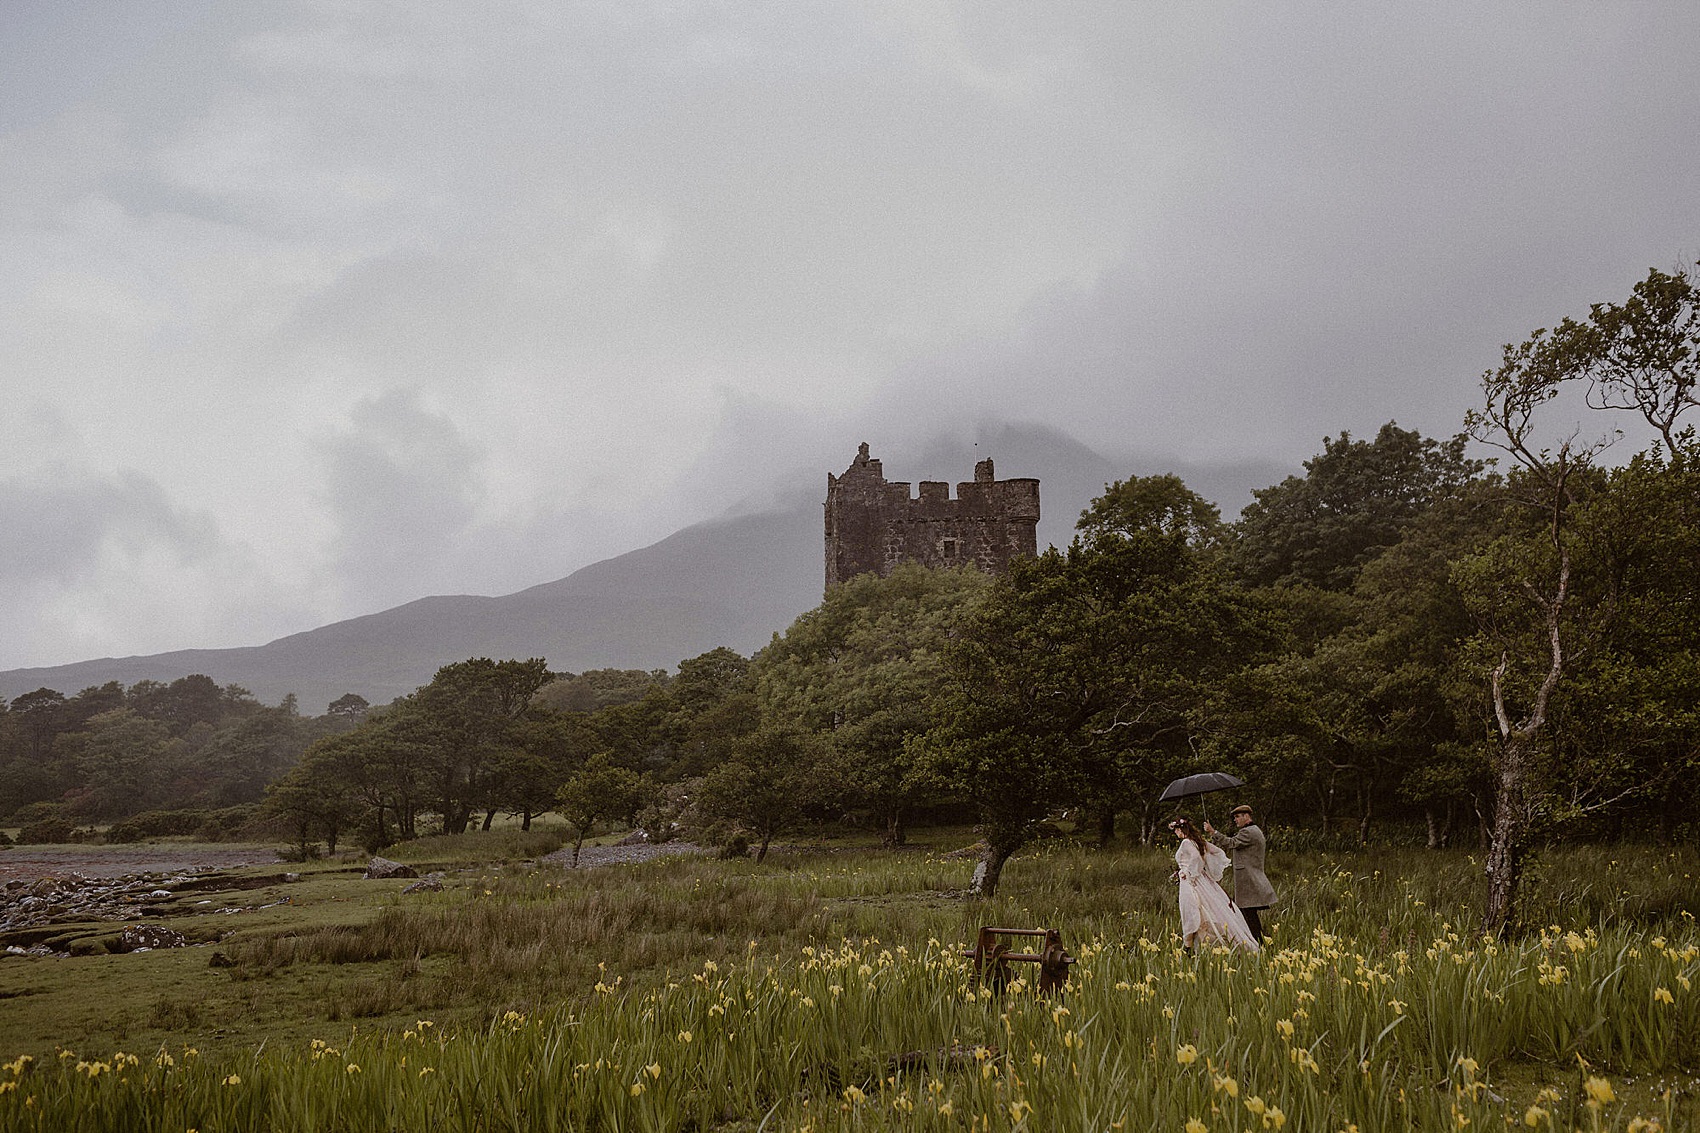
[1232,422,1483,591]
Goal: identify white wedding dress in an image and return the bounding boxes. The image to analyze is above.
[1176,838,1260,951]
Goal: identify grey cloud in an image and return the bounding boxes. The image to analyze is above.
[0,466,217,584]
[869,7,1700,468]
[314,388,490,608]
[4,1,1700,671]
[0,464,317,668]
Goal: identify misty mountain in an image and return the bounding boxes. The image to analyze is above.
[0,426,1290,711]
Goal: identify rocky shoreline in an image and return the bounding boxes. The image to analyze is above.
[0,867,298,957]
[0,839,706,959]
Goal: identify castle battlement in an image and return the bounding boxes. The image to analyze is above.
[823,443,1041,590]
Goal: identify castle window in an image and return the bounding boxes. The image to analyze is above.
[941,538,960,559]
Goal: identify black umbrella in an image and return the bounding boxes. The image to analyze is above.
[1157,771,1245,803]
[1157,771,1245,830]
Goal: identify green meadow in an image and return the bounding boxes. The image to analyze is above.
[1,833,1697,1131]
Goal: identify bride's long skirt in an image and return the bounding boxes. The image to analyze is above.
[1178,873,1260,951]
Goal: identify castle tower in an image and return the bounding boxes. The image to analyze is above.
[823,442,1041,590]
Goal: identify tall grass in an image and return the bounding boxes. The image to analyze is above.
[380,825,571,865]
[5,842,1696,1131]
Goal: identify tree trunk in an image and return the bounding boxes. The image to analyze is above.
[1096,807,1116,848]
[481,808,496,832]
[756,835,772,862]
[571,834,584,867]
[971,834,1020,898]
[884,808,906,847]
[1357,794,1373,845]
[521,809,533,832]
[1483,735,1531,937]
[1425,807,1440,849]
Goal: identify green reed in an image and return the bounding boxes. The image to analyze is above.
[4,841,1696,1131]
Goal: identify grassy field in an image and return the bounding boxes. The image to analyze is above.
[1,831,1696,1131]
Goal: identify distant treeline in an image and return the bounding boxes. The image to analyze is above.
[3,265,1698,931]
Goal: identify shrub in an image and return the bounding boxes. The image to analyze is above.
[7,800,65,825]
[105,805,264,843]
[638,777,696,844]
[195,804,260,840]
[106,810,204,842]
[17,815,75,844]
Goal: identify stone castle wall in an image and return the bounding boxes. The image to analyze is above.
[823,443,1041,589]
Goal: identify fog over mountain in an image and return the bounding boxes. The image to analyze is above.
[0,423,1288,709]
[5,6,1698,676]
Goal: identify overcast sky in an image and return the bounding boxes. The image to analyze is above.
[3,2,1698,672]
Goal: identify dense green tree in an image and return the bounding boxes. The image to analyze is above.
[1228,480,1497,843]
[1543,448,1700,838]
[347,708,436,843]
[757,565,988,845]
[10,688,67,761]
[534,668,668,713]
[485,745,560,831]
[191,700,317,807]
[555,753,646,866]
[0,691,80,815]
[919,549,1099,895]
[128,674,250,736]
[1077,472,1224,547]
[653,648,759,779]
[582,694,675,774]
[1232,422,1482,592]
[326,693,371,723]
[669,648,750,714]
[924,476,1273,895]
[270,705,439,849]
[1072,476,1261,845]
[695,725,818,861]
[58,709,184,819]
[265,737,367,856]
[1457,263,1699,936]
[63,682,127,730]
[411,657,553,833]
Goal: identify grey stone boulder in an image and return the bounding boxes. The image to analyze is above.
[401,873,445,894]
[364,856,418,880]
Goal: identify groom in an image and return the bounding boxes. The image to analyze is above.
[1204,805,1276,943]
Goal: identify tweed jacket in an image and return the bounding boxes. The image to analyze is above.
[1207,823,1277,909]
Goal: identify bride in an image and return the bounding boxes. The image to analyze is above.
[1171,817,1259,952]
